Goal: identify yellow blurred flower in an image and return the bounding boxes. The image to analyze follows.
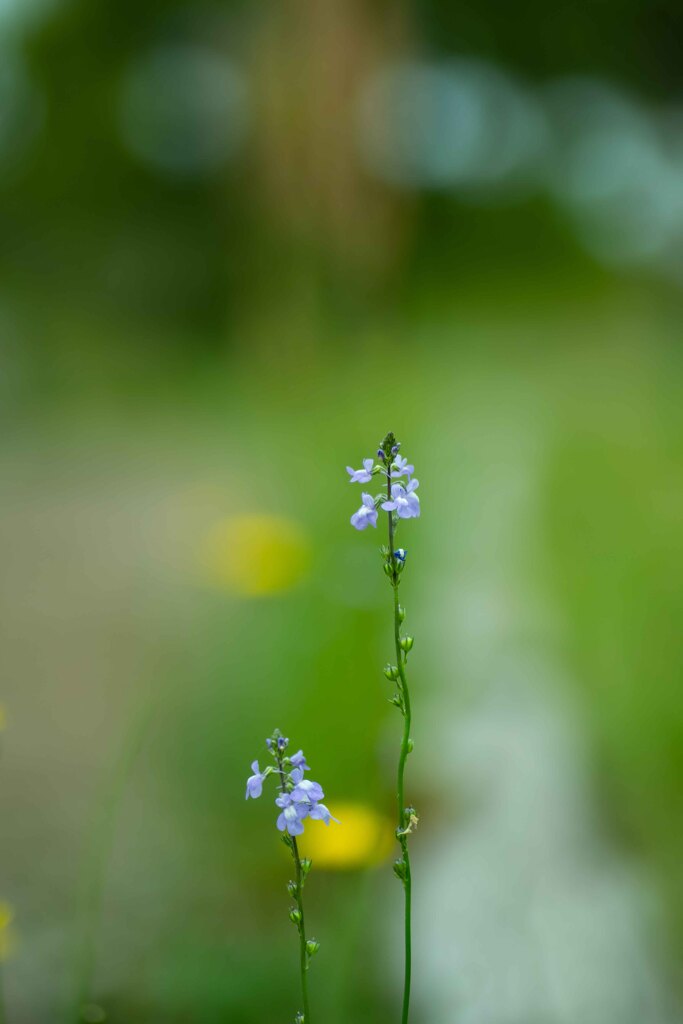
[0,903,15,961]
[200,514,310,596]
[299,802,394,870]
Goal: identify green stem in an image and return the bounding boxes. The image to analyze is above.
[277,761,311,1024]
[291,836,311,1024]
[387,469,412,1024]
[394,587,412,1024]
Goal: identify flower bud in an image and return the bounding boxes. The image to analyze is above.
[300,858,312,875]
[289,908,302,925]
[398,605,406,622]
[407,737,414,753]
[384,664,399,681]
[393,859,407,881]
[287,880,299,897]
[383,562,394,577]
[400,635,414,652]
[306,939,320,957]
[295,1013,305,1023]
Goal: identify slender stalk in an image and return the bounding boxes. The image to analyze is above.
[394,589,412,1024]
[386,467,412,1024]
[277,759,311,1024]
[291,836,310,1024]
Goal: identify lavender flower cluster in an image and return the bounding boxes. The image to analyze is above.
[246,734,338,836]
[346,445,420,530]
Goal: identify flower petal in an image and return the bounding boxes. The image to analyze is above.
[351,511,367,529]
[292,779,324,802]
[290,749,308,770]
[308,802,340,825]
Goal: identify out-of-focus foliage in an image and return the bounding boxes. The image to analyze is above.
[1,2,683,1023]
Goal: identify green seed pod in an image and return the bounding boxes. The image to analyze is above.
[289,908,302,925]
[287,880,298,897]
[306,939,320,957]
[300,858,312,875]
[393,859,407,881]
[400,635,414,652]
[407,737,414,753]
[398,605,406,622]
[384,664,399,680]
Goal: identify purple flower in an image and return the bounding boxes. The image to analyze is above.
[245,761,265,799]
[290,769,339,827]
[309,802,342,827]
[291,771,325,804]
[246,736,338,836]
[382,479,420,519]
[346,458,374,484]
[275,792,308,836]
[308,802,339,826]
[351,493,378,530]
[391,455,414,479]
[290,750,310,772]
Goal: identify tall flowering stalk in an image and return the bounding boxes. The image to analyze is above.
[246,729,337,1024]
[347,431,419,1024]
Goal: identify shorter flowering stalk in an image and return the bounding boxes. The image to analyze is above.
[246,729,338,1024]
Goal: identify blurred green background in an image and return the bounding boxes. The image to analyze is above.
[1,1,683,1021]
